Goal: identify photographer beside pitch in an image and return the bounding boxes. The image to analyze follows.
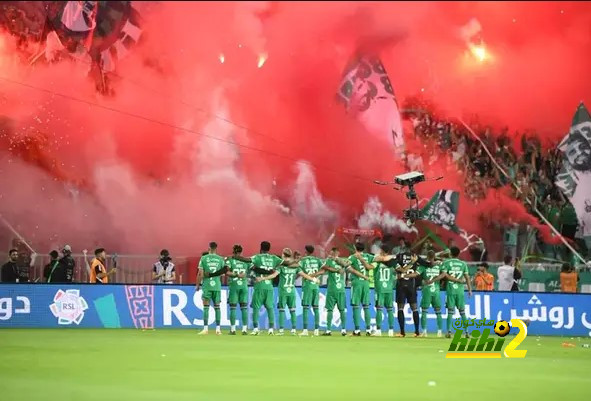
[153,249,176,284]
[59,245,76,283]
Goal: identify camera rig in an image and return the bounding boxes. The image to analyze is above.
[374,172,442,227]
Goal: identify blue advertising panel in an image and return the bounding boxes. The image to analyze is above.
[1,284,590,336]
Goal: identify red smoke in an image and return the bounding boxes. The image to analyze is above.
[0,2,589,255]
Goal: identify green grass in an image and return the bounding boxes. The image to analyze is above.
[0,329,590,401]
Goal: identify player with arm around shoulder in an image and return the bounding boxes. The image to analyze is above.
[196,242,227,335]
[417,250,445,337]
[370,245,397,337]
[226,245,250,335]
[318,247,351,336]
[298,245,325,336]
[348,243,376,336]
[231,241,284,336]
[277,248,319,336]
[441,246,472,338]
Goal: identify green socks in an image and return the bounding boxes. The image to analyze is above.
[241,306,248,328]
[376,308,383,330]
[203,305,209,328]
[353,307,361,330]
[314,307,319,329]
[230,306,237,327]
[279,310,285,329]
[387,308,394,330]
[214,306,220,326]
[363,307,371,330]
[421,310,427,331]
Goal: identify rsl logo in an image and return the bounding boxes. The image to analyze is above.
[445,318,528,359]
[49,289,89,325]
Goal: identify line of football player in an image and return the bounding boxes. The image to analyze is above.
[195,241,471,337]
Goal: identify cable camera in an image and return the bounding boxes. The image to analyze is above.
[374,171,438,227]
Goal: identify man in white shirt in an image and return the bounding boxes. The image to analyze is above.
[153,249,176,284]
[497,255,522,291]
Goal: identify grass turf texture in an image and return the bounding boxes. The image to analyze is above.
[0,330,589,401]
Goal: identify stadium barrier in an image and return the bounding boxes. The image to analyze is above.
[1,284,590,336]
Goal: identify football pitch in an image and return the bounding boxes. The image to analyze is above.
[0,330,589,401]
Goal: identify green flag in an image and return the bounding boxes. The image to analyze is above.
[420,190,460,233]
[555,102,591,242]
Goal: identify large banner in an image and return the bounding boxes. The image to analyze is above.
[1,284,590,336]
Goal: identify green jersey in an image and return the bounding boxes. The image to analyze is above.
[251,253,283,290]
[199,254,225,291]
[417,261,443,293]
[226,258,250,290]
[442,258,469,293]
[348,253,374,283]
[374,262,394,293]
[324,259,346,293]
[299,256,323,290]
[278,266,300,294]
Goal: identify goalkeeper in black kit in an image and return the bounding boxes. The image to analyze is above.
[394,251,421,337]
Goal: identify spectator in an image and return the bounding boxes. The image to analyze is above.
[420,239,433,256]
[503,222,519,260]
[354,235,362,246]
[1,248,36,283]
[497,255,522,291]
[560,201,578,240]
[400,100,574,258]
[43,250,64,283]
[559,263,578,293]
[392,237,408,255]
[1,249,20,283]
[59,245,76,283]
[90,248,116,284]
[153,249,176,284]
[473,262,494,291]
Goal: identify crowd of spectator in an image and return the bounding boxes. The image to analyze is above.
[402,97,583,261]
[0,2,46,54]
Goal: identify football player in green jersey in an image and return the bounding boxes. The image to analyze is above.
[417,250,445,337]
[369,245,397,337]
[299,245,325,336]
[318,247,351,336]
[347,243,375,336]
[442,246,472,338]
[277,248,319,336]
[232,241,287,336]
[226,245,250,335]
[196,242,227,335]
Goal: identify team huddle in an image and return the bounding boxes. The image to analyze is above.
[195,241,472,337]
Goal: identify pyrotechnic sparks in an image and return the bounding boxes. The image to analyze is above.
[470,43,487,62]
[257,53,267,68]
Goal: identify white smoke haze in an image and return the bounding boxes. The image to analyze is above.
[358,196,417,234]
[291,161,338,225]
